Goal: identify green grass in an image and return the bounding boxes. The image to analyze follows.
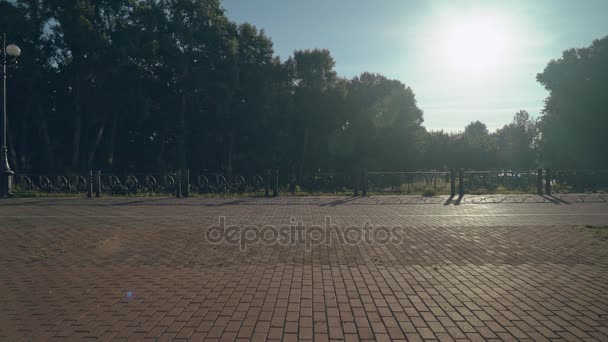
[9,192,88,198]
[578,225,608,239]
[288,191,355,196]
[188,192,269,198]
[464,185,537,195]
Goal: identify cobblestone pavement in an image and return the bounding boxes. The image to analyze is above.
[1,196,608,341]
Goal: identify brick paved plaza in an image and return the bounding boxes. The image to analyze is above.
[1,195,608,341]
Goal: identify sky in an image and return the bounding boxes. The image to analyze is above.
[221,0,608,132]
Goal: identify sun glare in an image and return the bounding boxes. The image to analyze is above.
[430,12,513,73]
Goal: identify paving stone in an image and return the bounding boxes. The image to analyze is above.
[1,196,608,340]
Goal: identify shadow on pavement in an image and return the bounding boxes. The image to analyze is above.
[548,195,571,204]
[320,196,360,207]
[444,195,455,206]
[2,194,607,207]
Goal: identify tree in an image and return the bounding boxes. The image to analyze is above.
[0,0,56,171]
[336,73,424,171]
[287,49,341,179]
[7,0,582,177]
[494,110,538,169]
[537,36,608,169]
[462,121,495,170]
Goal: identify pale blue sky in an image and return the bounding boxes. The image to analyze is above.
[222,0,608,131]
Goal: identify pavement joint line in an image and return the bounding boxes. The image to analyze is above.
[2,213,608,218]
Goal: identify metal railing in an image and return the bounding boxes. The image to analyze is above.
[366,171,452,195]
[8,168,608,197]
[98,172,177,196]
[13,174,89,195]
[300,172,355,194]
[190,173,267,195]
[462,170,539,194]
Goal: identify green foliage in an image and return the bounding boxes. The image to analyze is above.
[0,1,603,176]
[494,111,539,169]
[421,189,437,197]
[537,36,608,169]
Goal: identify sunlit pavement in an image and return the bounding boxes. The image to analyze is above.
[1,196,608,341]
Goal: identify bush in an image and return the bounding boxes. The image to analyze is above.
[422,189,437,197]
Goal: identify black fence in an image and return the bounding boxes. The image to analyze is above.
[13,174,89,195]
[462,170,539,194]
[7,168,608,197]
[299,172,356,194]
[366,172,452,195]
[190,172,267,195]
[98,173,178,196]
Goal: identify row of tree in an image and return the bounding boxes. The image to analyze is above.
[1,0,606,178]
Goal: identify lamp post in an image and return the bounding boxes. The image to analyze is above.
[1,35,20,197]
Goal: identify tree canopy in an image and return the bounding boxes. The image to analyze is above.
[1,1,605,177]
[537,36,608,169]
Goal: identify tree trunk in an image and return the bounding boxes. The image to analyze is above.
[156,129,167,170]
[19,116,28,171]
[298,126,309,182]
[226,129,235,175]
[71,73,82,171]
[177,60,190,171]
[38,104,54,171]
[107,117,117,168]
[178,92,186,170]
[71,114,82,170]
[87,121,106,170]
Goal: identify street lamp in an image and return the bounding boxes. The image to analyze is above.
[1,35,20,197]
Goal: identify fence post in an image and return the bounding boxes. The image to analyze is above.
[183,169,190,198]
[450,169,456,197]
[265,169,270,198]
[176,170,182,198]
[545,168,551,195]
[87,170,93,198]
[95,170,101,197]
[458,169,464,196]
[273,169,279,197]
[361,169,367,197]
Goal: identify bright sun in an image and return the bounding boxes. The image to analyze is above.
[431,13,513,73]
